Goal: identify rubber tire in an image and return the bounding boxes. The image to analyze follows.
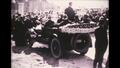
[80,47,89,56]
[50,37,62,59]
[72,34,90,55]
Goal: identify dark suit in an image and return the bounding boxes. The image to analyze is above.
[44,20,54,28]
[42,20,55,37]
[14,18,27,46]
[94,17,109,68]
[65,7,75,22]
[57,18,63,23]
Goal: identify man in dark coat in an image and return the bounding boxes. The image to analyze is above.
[65,2,75,22]
[14,16,27,47]
[42,16,55,37]
[58,15,71,26]
[44,16,54,28]
[57,14,64,23]
[93,14,109,68]
[81,14,91,23]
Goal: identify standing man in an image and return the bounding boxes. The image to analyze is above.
[93,12,109,68]
[65,2,75,22]
[14,14,27,47]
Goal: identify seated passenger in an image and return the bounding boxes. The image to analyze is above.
[74,15,80,23]
[41,16,55,37]
[58,15,71,26]
[44,16,55,28]
[57,14,64,23]
[81,14,91,23]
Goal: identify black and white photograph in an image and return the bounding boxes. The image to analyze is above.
[11,0,109,68]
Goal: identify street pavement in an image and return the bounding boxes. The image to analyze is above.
[11,34,109,68]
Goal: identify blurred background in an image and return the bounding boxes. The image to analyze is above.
[11,0,108,16]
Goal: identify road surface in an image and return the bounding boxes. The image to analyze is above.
[11,34,109,68]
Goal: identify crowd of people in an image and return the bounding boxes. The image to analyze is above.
[11,2,109,68]
[11,7,109,33]
[11,8,108,40]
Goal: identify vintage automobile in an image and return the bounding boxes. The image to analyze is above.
[28,22,98,59]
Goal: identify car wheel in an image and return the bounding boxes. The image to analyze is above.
[72,34,90,55]
[50,37,62,59]
[80,47,89,56]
